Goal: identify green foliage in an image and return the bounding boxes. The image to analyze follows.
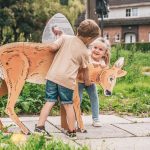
[98,46,150,117]
[0,0,84,44]
[0,133,89,150]
[0,47,150,117]
[113,42,150,52]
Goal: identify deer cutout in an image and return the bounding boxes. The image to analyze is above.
[61,58,127,132]
[0,42,127,134]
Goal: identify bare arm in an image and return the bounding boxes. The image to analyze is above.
[45,43,59,52]
[45,35,64,52]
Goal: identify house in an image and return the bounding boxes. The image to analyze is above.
[102,0,150,44]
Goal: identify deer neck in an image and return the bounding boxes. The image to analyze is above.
[89,66,103,83]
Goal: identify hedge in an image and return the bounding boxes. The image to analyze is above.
[112,42,150,52]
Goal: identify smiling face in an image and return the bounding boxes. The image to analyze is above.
[91,41,107,62]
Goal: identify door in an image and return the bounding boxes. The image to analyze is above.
[125,33,136,43]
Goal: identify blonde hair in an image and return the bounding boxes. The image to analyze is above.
[77,19,100,38]
[91,37,111,65]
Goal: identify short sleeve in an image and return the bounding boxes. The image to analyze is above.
[80,53,89,68]
[53,35,64,50]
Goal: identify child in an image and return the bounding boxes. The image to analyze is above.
[35,19,100,139]
[78,37,111,127]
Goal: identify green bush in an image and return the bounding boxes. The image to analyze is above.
[0,132,89,150]
[0,47,150,117]
[113,42,150,52]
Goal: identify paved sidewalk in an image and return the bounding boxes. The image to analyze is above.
[2,115,150,150]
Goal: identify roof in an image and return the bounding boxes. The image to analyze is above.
[103,17,150,26]
[109,0,150,6]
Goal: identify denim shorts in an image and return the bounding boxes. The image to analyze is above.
[45,80,73,104]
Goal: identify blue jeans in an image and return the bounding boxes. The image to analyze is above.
[78,83,99,121]
[45,80,73,104]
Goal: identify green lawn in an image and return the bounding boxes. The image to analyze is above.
[0,47,150,117]
[81,47,150,117]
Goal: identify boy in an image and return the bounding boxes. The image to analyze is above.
[35,19,100,139]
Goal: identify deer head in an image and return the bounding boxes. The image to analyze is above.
[90,57,127,96]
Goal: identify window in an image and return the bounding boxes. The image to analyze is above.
[115,33,120,42]
[104,33,109,40]
[132,8,138,16]
[126,8,138,17]
[126,9,131,17]
[104,14,108,18]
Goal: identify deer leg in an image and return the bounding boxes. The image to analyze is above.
[4,53,30,134]
[0,80,8,131]
[73,85,86,132]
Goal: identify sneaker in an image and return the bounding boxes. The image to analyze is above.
[34,125,52,139]
[66,130,77,140]
[92,120,102,127]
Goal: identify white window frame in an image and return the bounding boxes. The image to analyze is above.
[104,33,109,40]
[126,8,138,17]
[132,8,138,16]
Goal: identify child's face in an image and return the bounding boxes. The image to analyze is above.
[91,41,107,58]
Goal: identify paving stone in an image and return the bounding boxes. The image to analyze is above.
[2,120,60,133]
[82,115,131,124]
[1,116,39,122]
[113,123,150,136]
[47,116,60,125]
[124,116,150,123]
[76,137,150,150]
[47,115,131,126]
[76,124,133,140]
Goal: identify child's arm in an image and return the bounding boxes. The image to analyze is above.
[45,35,64,52]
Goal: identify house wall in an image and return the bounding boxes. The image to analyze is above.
[102,2,150,44]
[104,26,122,44]
[139,25,150,42]
[106,5,150,19]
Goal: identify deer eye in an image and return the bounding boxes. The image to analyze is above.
[110,77,113,81]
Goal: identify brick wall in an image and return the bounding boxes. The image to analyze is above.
[104,26,122,44]
[139,25,150,42]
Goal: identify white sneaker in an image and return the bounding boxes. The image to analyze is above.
[92,120,101,127]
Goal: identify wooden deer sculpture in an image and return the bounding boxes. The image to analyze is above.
[0,42,127,134]
[61,58,127,132]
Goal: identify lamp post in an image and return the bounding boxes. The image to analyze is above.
[95,0,109,37]
[86,0,99,24]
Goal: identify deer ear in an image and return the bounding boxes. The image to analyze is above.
[114,57,124,68]
[117,69,127,78]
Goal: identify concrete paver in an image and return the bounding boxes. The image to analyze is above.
[113,123,150,136]
[76,137,150,150]
[76,124,133,139]
[1,115,150,150]
[123,116,150,123]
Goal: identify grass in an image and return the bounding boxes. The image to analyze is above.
[81,47,150,117]
[0,46,150,117]
[0,132,89,150]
